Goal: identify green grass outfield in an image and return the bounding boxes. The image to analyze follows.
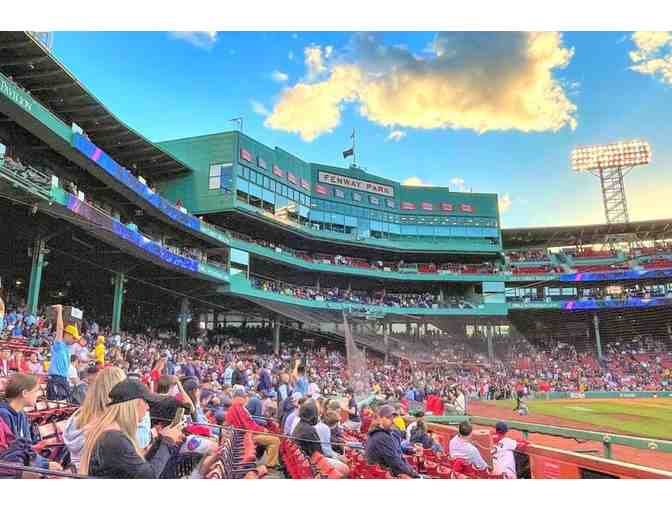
[480,398,672,440]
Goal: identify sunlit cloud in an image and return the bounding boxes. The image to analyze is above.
[266,32,577,141]
[402,176,431,186]
[271,70,289,83]
[386,130,406,142]
[250,100,270,117]
[450,177,468,192]
[629,31,672,85]
[498,193,512,213]
[169,31,218,50]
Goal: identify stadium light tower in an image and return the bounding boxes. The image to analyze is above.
[570,139,651,225]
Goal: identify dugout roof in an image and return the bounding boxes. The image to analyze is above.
[0,31,190,179]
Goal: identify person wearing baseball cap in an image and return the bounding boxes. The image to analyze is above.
[46,305,79,401]
[79,379,183,478]
[492,421,527,479]
[365,404,419,478]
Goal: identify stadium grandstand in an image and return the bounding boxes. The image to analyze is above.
[1,31,672,480]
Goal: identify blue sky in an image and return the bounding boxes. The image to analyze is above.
[50,31,672,228]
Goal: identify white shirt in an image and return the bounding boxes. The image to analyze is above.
[492,437,518,478]
[68,364,79,384]
[449,434,488,470]
[454,393,466,414]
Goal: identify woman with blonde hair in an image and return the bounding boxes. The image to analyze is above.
[79,379,182,478]
[63,366,126,469]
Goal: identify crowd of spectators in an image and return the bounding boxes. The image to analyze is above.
[1,294,672,479]
[249,276,472,309]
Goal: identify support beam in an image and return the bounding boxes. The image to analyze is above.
[487,325,494,361]
[179,297,190,345]
[111,272,125,334]
[273,320,281,356]
[27,237,47,315]
[593,313,603,359]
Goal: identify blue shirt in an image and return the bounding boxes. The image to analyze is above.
[223,367,233,386]
[315,422,337,458]
[48,339,70,377]
[295,377,309,396]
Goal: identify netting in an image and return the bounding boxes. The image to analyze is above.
[342,312,371,400]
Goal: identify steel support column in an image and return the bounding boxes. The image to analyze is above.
[273,320,281,355]
[111,272,125,334]
[179,297,190,345]
[593,313,603,359]
[27,237,47,315]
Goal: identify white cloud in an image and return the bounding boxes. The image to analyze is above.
[402,176,431,186]
[386,130,406,142]
[304,45,329,81]
[629,31,672,85]
[271,70,289,83]
[498,193,512,213]
[266,32,577,141]
[169,31,218,50]
[250,100,270,117]
[450,177,468,192]
[288,51,295,61]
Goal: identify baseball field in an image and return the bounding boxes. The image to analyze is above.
[472,397,672,440]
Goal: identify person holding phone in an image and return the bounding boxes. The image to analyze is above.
[79,379,184,478]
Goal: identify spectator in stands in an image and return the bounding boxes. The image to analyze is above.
[280,391,302,432]
[0,373,61,471]
[68,355,80,387]
[344,388,361,432]
[366,404,419,478]
[491,421,525,479]
[224,386,279,469]
[182,377,207,424]
[449,421,488,471]
[149,357,165,392]
[315,409,350,475]
[292,361,309,396]
[70,366,99,406]
[64,367,126,470]
[47,305,79,401]
[0,292,5,336]
[276,371,291,406]
[292,400,322,457]
[408,417,443,454]
[79,379,183,477]
[284,395,307,435]
[223,361,234,387]
[231,360,247,387]
[0,347,11,377]
[95,336,106,366]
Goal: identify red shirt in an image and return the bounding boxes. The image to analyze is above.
[225,401,264,433]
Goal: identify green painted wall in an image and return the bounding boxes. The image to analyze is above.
[0,71,74,142]
[157,132,237,214]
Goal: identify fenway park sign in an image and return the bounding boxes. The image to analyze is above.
[318,171,394,197]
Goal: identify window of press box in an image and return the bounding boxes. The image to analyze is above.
[208,163,232,191]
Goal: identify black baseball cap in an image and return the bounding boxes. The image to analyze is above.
[108,379,162,406]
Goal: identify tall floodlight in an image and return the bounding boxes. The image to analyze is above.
[571,140,651,224]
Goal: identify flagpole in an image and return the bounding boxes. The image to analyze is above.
[352,128,356,167]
